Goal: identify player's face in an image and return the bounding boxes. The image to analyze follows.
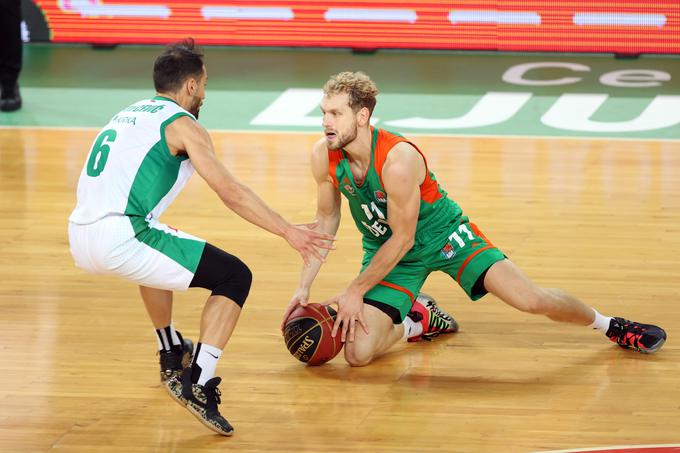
[189,66,207,119]
[320,93,358,149]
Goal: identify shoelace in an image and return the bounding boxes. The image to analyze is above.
[612,321,644,347]
[426,301,453,323]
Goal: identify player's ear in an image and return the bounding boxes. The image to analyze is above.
[186,77,197,96]
[357,106,370,126]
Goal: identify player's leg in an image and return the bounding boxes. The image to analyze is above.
[140,286,173,328]
[139,286,193,382]
[112,220,251,435]
[166,242,252,436]
[483,259,666,352]
[343,255,457,366]
[344,302,407,367]
[483,259,596,323]
[70,217,247,434]
[442,216,666,354]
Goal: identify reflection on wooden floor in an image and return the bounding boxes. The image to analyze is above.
[1,128,679,453]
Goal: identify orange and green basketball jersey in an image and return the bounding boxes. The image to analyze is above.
[327,128,462,260]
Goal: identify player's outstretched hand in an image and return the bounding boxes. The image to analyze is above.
[319,289,369,343]
[281,287,310,332]
[283,221,335,266]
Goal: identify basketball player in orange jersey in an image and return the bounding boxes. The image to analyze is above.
[282,71,666,366]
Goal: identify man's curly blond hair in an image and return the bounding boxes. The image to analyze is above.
[323,71,379,116]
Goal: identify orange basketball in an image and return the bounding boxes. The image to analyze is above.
[283,303,344,366]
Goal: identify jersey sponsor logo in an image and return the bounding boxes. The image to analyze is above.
[374,190,387,203]
[441,242,455,259]
[111,115,137,126]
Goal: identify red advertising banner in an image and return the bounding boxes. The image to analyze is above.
[32,1,680,53]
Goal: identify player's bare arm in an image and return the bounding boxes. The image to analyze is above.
[348,142,424,295]
[281,138,342,330]
[325,142,425,342]
[303,138,343,279]
[166,117,334,264]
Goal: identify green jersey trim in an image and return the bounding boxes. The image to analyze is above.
[124,112,191,217]
[152,95,180,106]
[128,216,205,273]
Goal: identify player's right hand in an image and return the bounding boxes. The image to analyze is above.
[280,287,310,332]
[283,221,335,266]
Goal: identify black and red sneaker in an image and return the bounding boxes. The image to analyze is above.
[605,317,666,354]
[407,293,459,342]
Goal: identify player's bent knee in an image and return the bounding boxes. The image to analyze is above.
[211,259,252,308]
[344,343,375,367]
[189,243,253,308]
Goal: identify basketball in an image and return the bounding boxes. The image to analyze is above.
[283,303,343,366]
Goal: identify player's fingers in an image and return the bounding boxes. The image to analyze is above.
[309,247,326,263]
[300,251,311,267]
[331,316,341,338]
[314,238,336,250]
[314,232,336,241]
[280,305,296,331]
[340,318,349,343]
[348,318,356,342]
[358,315,370,335]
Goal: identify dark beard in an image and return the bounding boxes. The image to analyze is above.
[189,98,201,119]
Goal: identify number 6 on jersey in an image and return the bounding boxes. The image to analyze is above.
[86,129,117,177]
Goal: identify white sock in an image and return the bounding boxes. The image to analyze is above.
[588,309,612,334]
[155,324,181,352]
[191,343,222,386]
[402,316,423,340]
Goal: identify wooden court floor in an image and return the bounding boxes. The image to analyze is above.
[1,128,679,453]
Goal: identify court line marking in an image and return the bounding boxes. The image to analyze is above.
[533,443,680,453]
[1,125,678,142]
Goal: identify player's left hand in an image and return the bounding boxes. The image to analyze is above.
[283,221,336,266]
[280,287,310,332]
[319,289,369,343]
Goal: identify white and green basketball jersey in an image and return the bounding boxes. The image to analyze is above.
[69,96,196,225]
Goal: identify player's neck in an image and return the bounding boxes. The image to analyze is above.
[343,127,373,165]
[156,91,184,109]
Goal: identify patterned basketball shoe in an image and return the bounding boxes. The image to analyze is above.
[159,331,194,382]
[166,368,234,436]
[407,293,459,342]
[605,317,667,354]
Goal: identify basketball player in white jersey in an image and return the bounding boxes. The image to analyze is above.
[68,39,334,436]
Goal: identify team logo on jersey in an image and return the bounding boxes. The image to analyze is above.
[343,184,356,196]
[440,242,455,259]
[374,190,387,203]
